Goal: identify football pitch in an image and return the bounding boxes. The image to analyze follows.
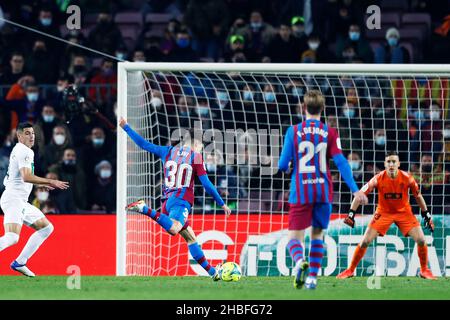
[0,276,449,300]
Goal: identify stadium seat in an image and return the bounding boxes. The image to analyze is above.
[399,27,425,44]
[380,0,409,11]
[381,12,401,28]
[365,28,386,41]
[401,13,431,32]
[145,13,173,24]
[114,12,142,36]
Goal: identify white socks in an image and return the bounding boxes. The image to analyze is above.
[0,232,19,251]
[16,224,54,265]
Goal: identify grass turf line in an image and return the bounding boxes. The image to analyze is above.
[0,276,449,300]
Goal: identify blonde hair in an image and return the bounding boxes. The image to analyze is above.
[303,90,325,115]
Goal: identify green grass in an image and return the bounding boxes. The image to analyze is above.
[0,276,449,300]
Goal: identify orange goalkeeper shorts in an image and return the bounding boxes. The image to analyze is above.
[368,211,420,237]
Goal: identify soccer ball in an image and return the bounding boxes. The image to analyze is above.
[219,262,242,282]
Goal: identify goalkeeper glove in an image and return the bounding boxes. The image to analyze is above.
[421,210,434,233]
[344,210,356,228]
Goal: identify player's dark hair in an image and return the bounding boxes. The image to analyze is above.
[304,90,324,115]
[17,122,33,132]
[385,150,399,158]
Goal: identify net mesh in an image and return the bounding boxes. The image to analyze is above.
[122,67,450,277]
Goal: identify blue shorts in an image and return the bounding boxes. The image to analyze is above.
[288,203,332,230]
[162,196,191,227]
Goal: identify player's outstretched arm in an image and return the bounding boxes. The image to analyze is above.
[198,175,230,216]
[278,126,293,172]
[20,167,69,190]
[332,153,368,205]
[119,117,167,158]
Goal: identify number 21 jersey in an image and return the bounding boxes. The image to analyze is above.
[279,119,343,204]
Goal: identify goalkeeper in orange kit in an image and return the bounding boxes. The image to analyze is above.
[337,151,437,280]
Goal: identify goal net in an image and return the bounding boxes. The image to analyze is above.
[117,63,450,277]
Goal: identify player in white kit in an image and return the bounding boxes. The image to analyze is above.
[0,123,69,276]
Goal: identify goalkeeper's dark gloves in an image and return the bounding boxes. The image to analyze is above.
[344,210,356,228]
[421,210,435,233]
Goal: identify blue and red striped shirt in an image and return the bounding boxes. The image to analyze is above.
[279,119,343,204]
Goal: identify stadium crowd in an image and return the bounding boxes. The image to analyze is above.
[0,0,449,214]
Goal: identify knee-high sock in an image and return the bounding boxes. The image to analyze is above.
[287,239,304,264]
[143,205,173,233]
[349,244,367,272]
[417,244,428,272]
[16,224,53,265]
[188,242,216,276]
[308,239,324,278]
[0,232,19,251]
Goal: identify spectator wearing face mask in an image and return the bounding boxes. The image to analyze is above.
[26,39,58,84]
[336,24,373,63]
[202,152,238,211]
[338,101,362,151]
[171,96,198,129]
[67,55,89,86]
[375,28,411,64]
[87,160,116,213]
[193,98,215,130]
[88,59,117,105]
[236,11,276,62]
[302,33,335,63]
[166,27,199,62]
[412,154,449,215]
[81,127,114,185]
[212,89,234,131]
[33,8,62,53]
[33,104,62,154]
[240,84,257,130]
[421,104,443,158]
[267,23,305,63]
[132,49,147,62]
[44,172,65,213]
[87,12,125,55]
[184,0,230,61]
[0,52,26,85]
[40,125,72,173]
[48,148,87,212]
[223,34,249,62]
[47,75,73,114]
[6,79,46,125]
[31,186,52,211]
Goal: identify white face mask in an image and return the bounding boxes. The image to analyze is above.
[37,191,49,202]
[206,163,217,173]
[443,129,450,139]
[54,134,66,145]
[100,169,112,179]
[430,110,440,120]
[308,41,320,50]
[57,85,66,92]
[151,97,163,109]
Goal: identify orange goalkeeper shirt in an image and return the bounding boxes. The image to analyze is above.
[362,170,420,214]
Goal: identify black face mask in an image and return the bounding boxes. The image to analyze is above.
[422,164,432,172]
[62,161,77,173]
[73,65,86,74]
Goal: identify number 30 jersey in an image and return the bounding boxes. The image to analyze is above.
[279,119,343,204]
[161,146,206,205]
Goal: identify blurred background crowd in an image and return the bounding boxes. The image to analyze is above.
[0,0,449,215]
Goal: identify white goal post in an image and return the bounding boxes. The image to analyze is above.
[117,62,450,277]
